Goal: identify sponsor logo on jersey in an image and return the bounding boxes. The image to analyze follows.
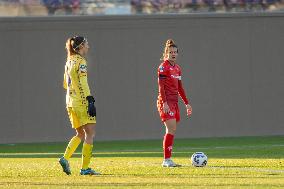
[80,64,87,73]
[171,75,181,80]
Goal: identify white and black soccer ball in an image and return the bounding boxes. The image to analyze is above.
[191,152,208,167]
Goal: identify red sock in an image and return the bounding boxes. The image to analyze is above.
[163,133,174,159]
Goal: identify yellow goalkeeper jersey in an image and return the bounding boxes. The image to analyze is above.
[63,54,91,107]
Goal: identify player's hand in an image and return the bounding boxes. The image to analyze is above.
[86,96,96,117]
[163,102,170,114]
[186,104,192,117]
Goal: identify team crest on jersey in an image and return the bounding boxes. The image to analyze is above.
[169,111,174,116]
[159,66,164,72]
[79,64,87,73]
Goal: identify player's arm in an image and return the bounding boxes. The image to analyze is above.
[158,65,170,113]
[158,75,167,103]
[78,60,96,117]
[158,64,168,103]
[178,80,192,116]
[78,61,91,97]
[178,80,189,105]
[178,71,192,116]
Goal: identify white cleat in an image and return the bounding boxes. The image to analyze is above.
[162,158,180,167]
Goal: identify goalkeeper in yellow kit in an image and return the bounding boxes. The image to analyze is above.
[59,36,99,175]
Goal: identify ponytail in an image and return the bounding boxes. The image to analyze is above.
[65,36,86,60]
[65,38,76,60]
[160,39,178,61]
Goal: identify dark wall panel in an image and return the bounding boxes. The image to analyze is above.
[0,13,283,143]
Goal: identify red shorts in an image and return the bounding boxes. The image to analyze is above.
[157,100,180,123]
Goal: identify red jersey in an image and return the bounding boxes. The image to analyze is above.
[157,60,189,105]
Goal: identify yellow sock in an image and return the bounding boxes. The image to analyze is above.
[82,142,93,169]
[63,136,81,160]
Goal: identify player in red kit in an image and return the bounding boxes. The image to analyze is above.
[157,39,192,167]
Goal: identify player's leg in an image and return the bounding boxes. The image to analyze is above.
[158,101,177,167]
[165,118,177,135]
[162,119,178,167]
[80,123,100,175]
[59,108,84,175]
[63,127,84,160]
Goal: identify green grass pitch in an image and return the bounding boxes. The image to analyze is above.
[0,136,283,189]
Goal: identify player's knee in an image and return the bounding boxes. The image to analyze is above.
[170,130,176,135]
[85,130,95,139]
[76,129,85,140]
[76,132,85,140]
[167,128,176,134]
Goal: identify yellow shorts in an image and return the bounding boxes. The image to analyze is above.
[67,106,96,129]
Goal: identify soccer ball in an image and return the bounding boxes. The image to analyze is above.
[191,152,208,167]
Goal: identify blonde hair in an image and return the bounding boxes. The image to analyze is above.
[65,38,77,60]
[160,39,178,61]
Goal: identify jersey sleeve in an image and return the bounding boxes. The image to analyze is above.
[178,69,189,105]
[77,59,91,98]
[158,64,169,103]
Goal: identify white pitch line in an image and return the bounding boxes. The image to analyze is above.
[209,166,284,174]
[0,152,157,156]
[178,144,284,150]
[0,153,74,156]
[0,144,283,156]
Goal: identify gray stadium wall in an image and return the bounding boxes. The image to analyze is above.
[0,13,283,143]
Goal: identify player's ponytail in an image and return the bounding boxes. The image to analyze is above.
[65,36,86,60]
[160,39,178,61]
[66,38,75,60]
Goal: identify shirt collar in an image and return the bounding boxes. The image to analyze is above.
[165,60,175,67]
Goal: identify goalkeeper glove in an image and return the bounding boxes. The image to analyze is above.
[86,96,96,117]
